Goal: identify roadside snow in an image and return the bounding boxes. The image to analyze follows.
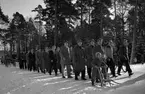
[107,79,145,94]
[0,64,145,94]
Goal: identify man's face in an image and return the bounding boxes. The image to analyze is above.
[78,41,82,46]
[90,41,95,46]
[36,46,39,50]
[64,42,68,47]
[109,40,113,46]
[38,49,41,52]
[97,39,102,45]
[96,52,101,58]
[124,40,128,46]
[45,47,48,52]
[57,47,60,51]
[31,49,34,53]
[52,46,56,51]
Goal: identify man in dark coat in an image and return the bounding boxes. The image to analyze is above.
[35,48,43,73]
[28,49,36,71]
[104,40,117,77]
[43,47,50,73]
[21,52,27,69]
[60,41,72,78]
[73,39,86,80]
[11,53,16,67]
[56,47,61,74]
[41,49,46,74]
[1,56,4,64]
[49,46,58,76]
[85,39,95,79]
[117,39,133,76]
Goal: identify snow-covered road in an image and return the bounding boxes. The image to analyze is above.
[0,64,145,94]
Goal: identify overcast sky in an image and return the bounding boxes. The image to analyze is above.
[0,0,45,18]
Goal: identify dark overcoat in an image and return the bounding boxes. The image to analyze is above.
[40,51,45,70]
[28,52,35,64]
[35,51,41,65]
[49,50,57,63]
[73,45,86,72]
[85,45,94,68]
[43,52,50,70]
[118,45,128,60]
[56,51,61,64]
[35,51,44,69]
[60,46,71,65]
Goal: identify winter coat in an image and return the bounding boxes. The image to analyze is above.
[92,58,102,68]
[40,51,45,69]
[28,52,35,64]
[49,50,57,63]
[35,51,44,69]
[35,51,41,65]
[60,46,71,65]
[104,45,114,59]
[85,45,94,68]
[118,45,128,60]
[73,45,86,72]
[43,52,50,68]
[56,51,61,64]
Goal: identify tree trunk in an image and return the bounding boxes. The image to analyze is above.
[3,40,6,65]
[114,0,118,45]
[88,0,91,40]
[17,37,21,60]
[12,41,15,52]
[88,0,91,25]
[121,0,124,37]
[100,2,103,38]
[130,0,138,64]
[10,42,12,58]
[16,27,21,63]
[81,0,83,28]
[38,22,41,47]
[54,0,58,46]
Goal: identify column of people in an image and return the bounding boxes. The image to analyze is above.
[14,38,133,86]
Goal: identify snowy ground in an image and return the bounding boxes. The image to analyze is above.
[0,64,145,94]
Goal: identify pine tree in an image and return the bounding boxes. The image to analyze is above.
[33,0,79,46]
[128,0,145,63]
[0,6,9,23]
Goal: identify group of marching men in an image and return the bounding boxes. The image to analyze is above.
[7,38,134,86]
